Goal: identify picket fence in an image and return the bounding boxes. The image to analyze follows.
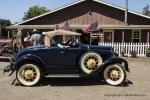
[99,42,150,57]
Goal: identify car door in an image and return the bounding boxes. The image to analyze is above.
[43,47,65,68]
[60,47,83,68]
[40,46,83,74]
[42,46,82,68]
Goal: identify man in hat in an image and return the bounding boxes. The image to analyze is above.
[30,29,42,46]
[12,30,17,52]
[16,29,23,52]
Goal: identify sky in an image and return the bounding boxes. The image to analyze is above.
[0,0,150,24]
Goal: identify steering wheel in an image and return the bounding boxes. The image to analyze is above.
[64,39,73,46]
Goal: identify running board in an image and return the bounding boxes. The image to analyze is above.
[45,74,80,78]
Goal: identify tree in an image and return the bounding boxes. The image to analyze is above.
[143,4,150,16]
[23,5,50,20]
[0,19,11,28]
[0,19,11,37]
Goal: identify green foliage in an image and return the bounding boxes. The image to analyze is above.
[0,19,11,28]
[0,19,11,37]
[146,48,150,57]
[1,28,7,36]
[143,4,150,16]
[23,5,50,21]
[146,48,150,53]
[130,50,137,58]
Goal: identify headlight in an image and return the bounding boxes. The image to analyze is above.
[115,50,119,54]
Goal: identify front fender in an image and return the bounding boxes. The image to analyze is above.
[102,57,129,72]
[90,57,129,76]
[15,54,46,72]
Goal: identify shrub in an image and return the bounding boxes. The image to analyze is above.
[146,48,150,53]
[146,48,150,57]
[130,50,137,58]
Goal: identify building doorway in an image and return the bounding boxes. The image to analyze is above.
[90,34,100,45]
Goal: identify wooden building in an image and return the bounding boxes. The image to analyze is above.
[8,0,150,44]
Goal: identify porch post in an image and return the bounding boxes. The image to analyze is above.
[122,30,125,43]
[7,30,10,39]
[63,35,65,43]
[147,32,150,43]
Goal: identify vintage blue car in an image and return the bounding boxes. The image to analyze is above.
[4,30,129,86]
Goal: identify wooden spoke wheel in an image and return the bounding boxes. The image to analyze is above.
[16,64,41,86]
[80,52,103,74]
[103,64,126,86]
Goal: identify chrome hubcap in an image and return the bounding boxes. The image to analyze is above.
[21,67,37,82]
[84,56,99,70]
[107,68,121,81]
[24,70,34,79]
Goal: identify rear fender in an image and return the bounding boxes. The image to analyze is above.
[15,54,46,74]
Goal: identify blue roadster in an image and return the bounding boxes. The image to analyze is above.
[4,30,129,86]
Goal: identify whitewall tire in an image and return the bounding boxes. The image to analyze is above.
[103,64,126,86]
[80,52,103,74]
[16,64,41,86]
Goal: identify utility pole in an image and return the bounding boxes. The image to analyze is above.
[125,0,128,25]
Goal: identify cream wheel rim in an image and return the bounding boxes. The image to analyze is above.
[21,67,37,82]
[81,53,103,74]
[17,64,40,86]
[107,67,121,81]
[84,56,99,70]
[104,64,125,86]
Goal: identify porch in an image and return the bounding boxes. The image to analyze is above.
[8,25,150,43]
[97,29,150,43]
[99,42,150,57]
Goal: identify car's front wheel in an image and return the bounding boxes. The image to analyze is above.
[80,52,103,74]
[16,63,41,86]
[103,64,126,86]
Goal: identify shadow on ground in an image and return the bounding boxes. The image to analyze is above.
[41,77,106,86]
[14,77,133,87]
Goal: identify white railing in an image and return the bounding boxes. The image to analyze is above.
[99,42,150,57]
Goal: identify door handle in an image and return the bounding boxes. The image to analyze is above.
[61,51,64,54]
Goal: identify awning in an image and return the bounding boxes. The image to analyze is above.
[7,25,150,30]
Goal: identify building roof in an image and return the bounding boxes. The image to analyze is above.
[15,0,150,25]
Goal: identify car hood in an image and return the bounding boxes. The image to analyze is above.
[81,45,113,50]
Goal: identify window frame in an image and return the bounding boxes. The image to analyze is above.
[103,30,114,42]
[132,30,141,42]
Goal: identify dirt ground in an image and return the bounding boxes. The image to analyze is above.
[0,58,150,100]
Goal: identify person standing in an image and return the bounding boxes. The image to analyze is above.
[30,29,42,46]
[12,30,17,52]
[16,29,23,52]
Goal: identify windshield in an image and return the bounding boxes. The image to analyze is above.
[50,36,80,48]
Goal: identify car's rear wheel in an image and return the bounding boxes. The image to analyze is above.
[80,52,103,74]
[16,63,41,86]
[103,64,126,86]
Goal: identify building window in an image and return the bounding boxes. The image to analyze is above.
[103,30,114,42]
[132,30,141,42]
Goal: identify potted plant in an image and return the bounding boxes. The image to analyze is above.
[130,50,137,58]
[146,48,150,57]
